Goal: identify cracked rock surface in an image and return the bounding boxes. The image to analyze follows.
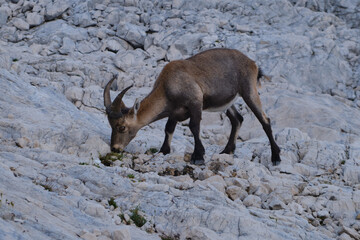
[0,0,360,239]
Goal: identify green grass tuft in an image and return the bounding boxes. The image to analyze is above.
[108,197,118,209]
[99,152,124,166]
[146,148,158,154]
[130,207,147,227]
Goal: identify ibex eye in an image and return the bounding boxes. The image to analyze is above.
[117,126,126,132]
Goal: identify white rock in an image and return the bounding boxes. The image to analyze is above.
[146,45,167,61]
[59,37,76,55]
[226,185,247,201]
[26,12,44,27]
[243,195,262,208]
[0,7,9,26]
[112,227,131,240]
[65,86,84,103]
[316,210,330,219]
[73,12,96,27]
[197,175,226,193]
[343,165,360,185]
[116,22,146,48]
[45,0,71,21]
[113,49,147,71]
[12,18,30,30]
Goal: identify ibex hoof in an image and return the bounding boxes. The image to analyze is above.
[190,154,205,165]
[191,159,205,165]
[272,154,281,166]
[159,146,170,155]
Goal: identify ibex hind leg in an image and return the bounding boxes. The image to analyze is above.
[242,90,281,165]
[188,103,205,165]
[221,105,243,154]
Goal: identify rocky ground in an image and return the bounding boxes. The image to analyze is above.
[0,0,360,239]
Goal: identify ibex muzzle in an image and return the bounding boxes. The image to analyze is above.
[104,48,281,165]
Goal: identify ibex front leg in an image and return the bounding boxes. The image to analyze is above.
[189,104,205,165]
[160,118,177,155]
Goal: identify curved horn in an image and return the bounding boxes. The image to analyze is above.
[111,84,133,114]
[103,74,118,113]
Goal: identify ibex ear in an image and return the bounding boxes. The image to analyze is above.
[133,98,141,115]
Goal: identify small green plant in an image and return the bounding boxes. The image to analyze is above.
[1,192,15,207]
[119,213,131,225]
[119,213,125,221]
[79,162,89,165]
[269,215,278,223]
[99,152,124,166]
[108,197,118,209]
[127,174,135,179]
[146,148,158,154]
[341,160,346,165]
[130,207,147,227]
[12,58,18,62]
[93,163,101,168]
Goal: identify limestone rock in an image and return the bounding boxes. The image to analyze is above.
[0,7,10,26]
[26,12,44,27]
[12,18,30,30]
[45,0,71,21]
[116,22,146,48]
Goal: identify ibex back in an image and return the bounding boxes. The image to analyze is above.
[104,48,281,165]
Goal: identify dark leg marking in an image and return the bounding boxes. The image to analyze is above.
[159,118,177,155]
[221,105,243,154]
[243,91,281,165]
[188,104,205,165]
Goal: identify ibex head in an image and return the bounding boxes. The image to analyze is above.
[103,75,141,152]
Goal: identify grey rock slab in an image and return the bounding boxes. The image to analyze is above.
[0,69,108,155]
[31,20,88,45]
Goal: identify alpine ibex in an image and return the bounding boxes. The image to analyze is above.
[104,48,281,165]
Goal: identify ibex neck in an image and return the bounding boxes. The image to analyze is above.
[136,87,168,128]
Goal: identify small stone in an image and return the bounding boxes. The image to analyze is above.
[317,210,330,220]
[0,7,10,26]
[112,227,131,240]
[146,45,166,61]
[45,1,70,21]
[12,18,30,30]
[65,86,84,103]
[26,12,44,27]
[16,137,30,148]
[266,196,286,210]
[342,226,360,240]
[116,22,146,48]
[226,185,248,201]
[356,213,360,220]
[243,195,262,208]
[123,213,130,223]
[338,233,352,240]
[59,37,76,55]
[80,231,97,240]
